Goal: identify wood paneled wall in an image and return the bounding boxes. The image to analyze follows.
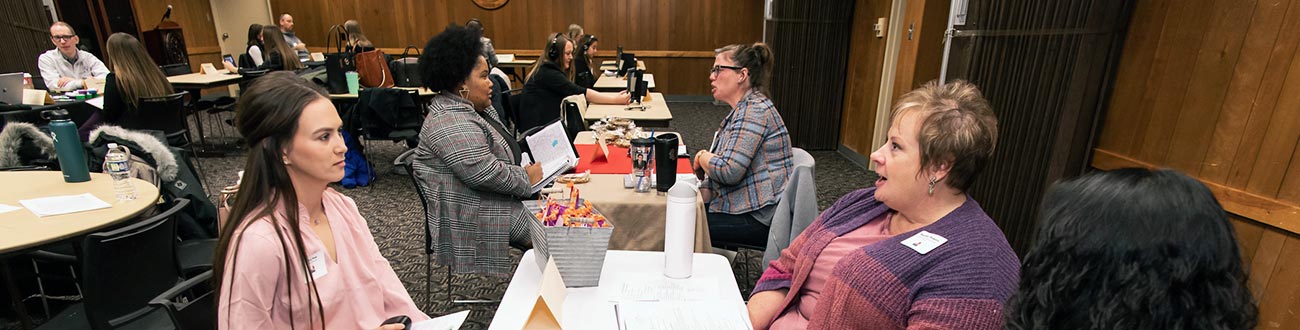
[1095,0,1300,327]
[839,0,892,157]
[130,0,222,73]
[0,0,54,75]
[267,0,763,95]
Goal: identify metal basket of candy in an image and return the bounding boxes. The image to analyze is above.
[524,185,614,287]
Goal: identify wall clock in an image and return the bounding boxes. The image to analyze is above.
[473,0,508,10]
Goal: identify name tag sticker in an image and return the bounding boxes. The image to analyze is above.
[901,231,948,255]
[307,251,329,280]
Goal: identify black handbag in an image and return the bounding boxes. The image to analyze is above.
[324,25,355,94]
[390,45,422,88]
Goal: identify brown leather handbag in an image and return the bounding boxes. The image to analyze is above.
[355,49,395,88]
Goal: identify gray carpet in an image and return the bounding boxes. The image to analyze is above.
[4,100,877,330]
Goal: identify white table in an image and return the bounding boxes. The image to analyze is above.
[594,73,656,90]
[489,250,746,330]
[583,92,671,127]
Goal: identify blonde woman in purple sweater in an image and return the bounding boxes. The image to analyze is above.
[749,80,1020,330]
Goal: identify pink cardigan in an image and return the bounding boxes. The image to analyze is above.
[218,188,429,329]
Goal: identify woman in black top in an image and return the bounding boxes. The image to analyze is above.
[518,33,628,133]
[77,33,174,140]
[573,34,599,89]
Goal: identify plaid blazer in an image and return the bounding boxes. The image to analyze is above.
[707,90,793,218]
[412,94,534,275]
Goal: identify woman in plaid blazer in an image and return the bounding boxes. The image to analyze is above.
[411,24,543,275]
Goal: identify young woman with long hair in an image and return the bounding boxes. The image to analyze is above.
[214,72,426,329]
[343,20,375,53]
[77,32,174,139]
[572,34,599,89]
[245,23,265,67]
[256,25,304,71]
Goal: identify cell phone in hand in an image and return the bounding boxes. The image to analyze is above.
[382,315,411,329]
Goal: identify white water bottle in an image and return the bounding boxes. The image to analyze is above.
[105,143,136,201]
[664,178,699,279]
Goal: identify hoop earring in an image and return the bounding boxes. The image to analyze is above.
[928,177,939,195]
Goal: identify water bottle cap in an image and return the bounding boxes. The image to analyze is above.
[107,143,118,149]
[40,109,70,121]
[666,180,698,199]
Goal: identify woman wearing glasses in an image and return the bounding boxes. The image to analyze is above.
[693,42,793,249]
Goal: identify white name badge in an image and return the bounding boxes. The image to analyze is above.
[901,231,948,255]
[307,251,329,280]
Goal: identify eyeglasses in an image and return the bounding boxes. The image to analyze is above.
[710,65,743,76]
[51,35,75,41]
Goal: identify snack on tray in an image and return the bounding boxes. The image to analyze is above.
[590,117,643,147]
[534,185,609,228]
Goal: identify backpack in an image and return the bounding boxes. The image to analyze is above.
[339,130,374,188]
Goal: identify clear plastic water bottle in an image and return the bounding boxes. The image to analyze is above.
[104,143,137,201]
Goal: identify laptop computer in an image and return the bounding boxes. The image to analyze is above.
[0,73,24,105]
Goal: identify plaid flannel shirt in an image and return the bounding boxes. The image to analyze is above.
[708,90,793,217]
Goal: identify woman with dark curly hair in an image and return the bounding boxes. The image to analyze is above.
[1004,168,1257,330]
[412,24,544,275]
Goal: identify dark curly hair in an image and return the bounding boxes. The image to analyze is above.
[418,23,484,92]
[1004,168,1257,330]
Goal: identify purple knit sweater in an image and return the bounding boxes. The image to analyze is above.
[753,187,1020,329]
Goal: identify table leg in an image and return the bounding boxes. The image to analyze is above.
[1,259,34,329]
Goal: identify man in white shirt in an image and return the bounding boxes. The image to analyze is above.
[37,22,109,92]
[279,14,310,60]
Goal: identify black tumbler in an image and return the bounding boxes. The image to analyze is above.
[655,133,680,192]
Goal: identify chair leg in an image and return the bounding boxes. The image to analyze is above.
[424,253,433,311]
[30,260,49,318]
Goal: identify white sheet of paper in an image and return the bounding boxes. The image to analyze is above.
[19,193,112,217]
[601,273,719,302]
[616,300,753,330]
[409,310,470,330]
[85,96,105,109]
[524,120,577,193]
[0,203,22,214]
[496,54,516,62]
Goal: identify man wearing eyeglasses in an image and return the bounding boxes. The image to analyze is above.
[37,21,109,92]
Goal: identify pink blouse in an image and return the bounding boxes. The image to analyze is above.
[770,213,893,330]
[218,188,429,329]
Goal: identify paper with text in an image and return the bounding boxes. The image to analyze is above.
[19,193,112,217]
[616,300,752,330]
[524,120,577,193]
[601,273,718,302]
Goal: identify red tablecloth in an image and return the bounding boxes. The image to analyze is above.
[573,144,692,174]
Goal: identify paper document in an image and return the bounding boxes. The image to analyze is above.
[19,193,112,217]
[524,120,577,193]
[86,96,105,109]
[496,54,516,62]
[616,300,753,330]
[602,273,719,302]
[410,310,469,330]
[0,203,21,214]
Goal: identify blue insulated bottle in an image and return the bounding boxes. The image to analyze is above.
[42,109,91,182]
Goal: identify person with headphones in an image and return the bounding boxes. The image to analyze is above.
[517,33,629,133]
[573,34,599,89]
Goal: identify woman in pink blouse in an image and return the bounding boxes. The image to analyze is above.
[212,72,428,330]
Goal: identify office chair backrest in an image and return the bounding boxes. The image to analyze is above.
[396,149,436,254]
[149,269,215,330]
[119,92,189,146]
[81,198,189,329]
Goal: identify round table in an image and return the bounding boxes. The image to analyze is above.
[0,171,159,254]
[0,171,159,328]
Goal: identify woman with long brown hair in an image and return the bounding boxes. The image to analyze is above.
[77,32,174,139]
[343,20,375,53]
[254,25,304,71]
[214,72,426,329]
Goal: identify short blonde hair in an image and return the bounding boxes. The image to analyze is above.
[891,79,998,191]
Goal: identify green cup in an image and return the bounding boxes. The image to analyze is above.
[345,71,360,94]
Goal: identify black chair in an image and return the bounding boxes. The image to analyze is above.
[395,149,507,308]
[37,199,190,330]
[160,63,191,77]
[119,92,192,149]
[149,270,214,330]
[508,92,523,136]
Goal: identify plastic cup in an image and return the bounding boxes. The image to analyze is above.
[345,71,360,94]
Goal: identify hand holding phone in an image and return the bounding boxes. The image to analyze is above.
[380,315,411,330]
